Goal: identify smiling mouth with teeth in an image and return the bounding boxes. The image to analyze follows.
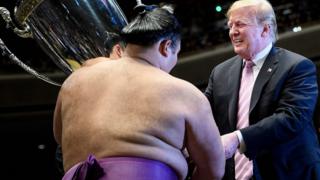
[233,40,243,45]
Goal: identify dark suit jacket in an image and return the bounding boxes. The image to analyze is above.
[205,47,320,180]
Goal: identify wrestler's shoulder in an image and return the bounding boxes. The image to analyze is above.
[162,76,210,113]
[164,75,205,97]
[82,57,110,67]
[59,67,92,92]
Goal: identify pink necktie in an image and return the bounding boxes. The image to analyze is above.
[235,60,254,180]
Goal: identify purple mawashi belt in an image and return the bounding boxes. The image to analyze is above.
[62,155,178,180]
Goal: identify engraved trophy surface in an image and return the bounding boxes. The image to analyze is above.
[0,0,128,85]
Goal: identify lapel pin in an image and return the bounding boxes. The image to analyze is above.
[267,68,272,72]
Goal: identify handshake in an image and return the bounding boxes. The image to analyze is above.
[221,132,240,159]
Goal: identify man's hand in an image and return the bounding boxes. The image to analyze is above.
[221,132,239,159]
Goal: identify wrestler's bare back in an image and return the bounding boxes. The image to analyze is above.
[54,57,223,179]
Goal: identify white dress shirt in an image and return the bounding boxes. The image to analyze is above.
[236,42,273,153]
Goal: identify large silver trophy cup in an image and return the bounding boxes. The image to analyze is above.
[0,0,128,86]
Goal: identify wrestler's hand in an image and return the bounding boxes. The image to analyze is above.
[221,132,239,159]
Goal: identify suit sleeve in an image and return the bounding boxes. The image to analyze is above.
[204,69,215,107]
[242,59,318,159]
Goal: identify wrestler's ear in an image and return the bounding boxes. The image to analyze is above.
[159,39,172,57]
[110,44,122,59]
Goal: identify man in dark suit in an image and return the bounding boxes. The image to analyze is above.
[205,0,320,179]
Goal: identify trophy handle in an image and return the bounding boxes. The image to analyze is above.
[0,7,32,38]
[0,6,61,86]
[0,38,61,86]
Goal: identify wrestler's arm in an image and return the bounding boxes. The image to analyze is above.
[53,91,63,145]
[185,91,225,180]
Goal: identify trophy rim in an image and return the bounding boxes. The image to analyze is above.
[15,0,44,25]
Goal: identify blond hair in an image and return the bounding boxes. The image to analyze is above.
[227,0,278,43]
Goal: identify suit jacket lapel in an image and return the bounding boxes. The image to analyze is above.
[250,47,279,113]
[228,57,243,130]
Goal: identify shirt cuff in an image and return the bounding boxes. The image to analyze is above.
[235,130,246,153]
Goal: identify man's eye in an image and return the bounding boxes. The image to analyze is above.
[237,22,250,29]
[236,22,245,27]
[227,21,247,29]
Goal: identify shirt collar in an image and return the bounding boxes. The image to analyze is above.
[243,42,272,69]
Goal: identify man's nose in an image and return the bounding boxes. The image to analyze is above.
[229,26,239,36]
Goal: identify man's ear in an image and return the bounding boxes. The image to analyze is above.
[262,23,270,37]
[110,44,123,59]
[159,39,172,57]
